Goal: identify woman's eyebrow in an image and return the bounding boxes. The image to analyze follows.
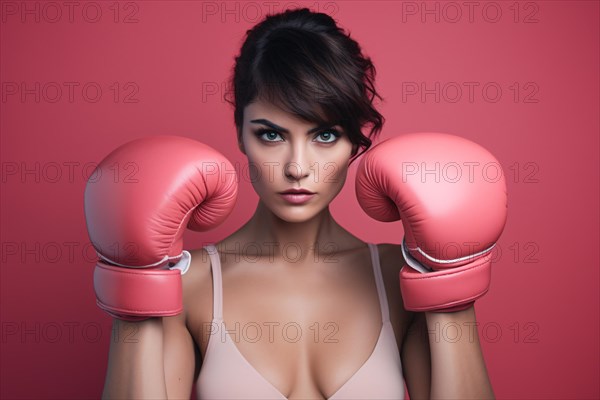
[250,119,340,134]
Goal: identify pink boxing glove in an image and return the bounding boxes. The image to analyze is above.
[84,135,238,320]
[355,132,507,312]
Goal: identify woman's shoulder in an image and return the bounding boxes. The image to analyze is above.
[184,246,213,287]
[181,246,214,322]
[181,241,404,276]
[375,242,407,289]
[376,242,404,266]
[375,242,413,316]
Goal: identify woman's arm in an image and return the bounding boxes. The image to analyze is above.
[102,314,196,399]
[401,311,432,400]
[425,305,494,399]
[102,318,169,399]
[401,306,494,400]
[102,304,196,399]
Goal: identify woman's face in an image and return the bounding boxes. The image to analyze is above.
[239,99,355,223]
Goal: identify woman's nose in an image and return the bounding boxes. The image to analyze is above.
[284,146,311,182]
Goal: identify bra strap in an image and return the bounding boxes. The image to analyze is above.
[368,243,391,323]
[203,244,223,321]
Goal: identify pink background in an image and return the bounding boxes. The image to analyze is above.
[1,1,598,399]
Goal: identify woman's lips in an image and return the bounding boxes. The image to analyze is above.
[279,193,315,204]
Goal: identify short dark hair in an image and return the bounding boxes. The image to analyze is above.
[225,7,385,164]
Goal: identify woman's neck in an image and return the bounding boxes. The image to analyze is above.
[241,200,346,263]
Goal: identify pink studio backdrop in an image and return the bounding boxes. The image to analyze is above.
[1,1,598,399]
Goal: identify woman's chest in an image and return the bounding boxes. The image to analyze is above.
[185,251,411,396]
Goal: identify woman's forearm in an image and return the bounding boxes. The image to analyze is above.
[102,318,168,399]
[425,305,495,400]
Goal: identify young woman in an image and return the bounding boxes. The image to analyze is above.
[101,8,495,399]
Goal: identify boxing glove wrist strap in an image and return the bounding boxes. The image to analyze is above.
[401,238,432,273]
[401,237,496,273]
[97,249,192,270]
[93,251,191,320]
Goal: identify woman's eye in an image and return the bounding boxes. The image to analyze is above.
[257,130,284,142]
[315,130,341,143]
[254,129,341,143]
